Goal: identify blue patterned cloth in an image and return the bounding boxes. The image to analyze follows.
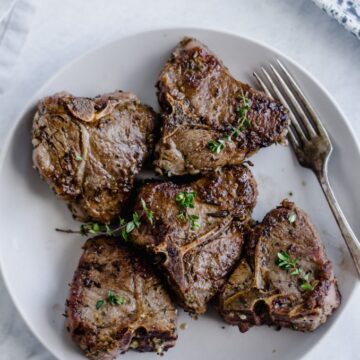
[313,0,360,39]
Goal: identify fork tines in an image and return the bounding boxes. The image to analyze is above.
[253,60,331,149]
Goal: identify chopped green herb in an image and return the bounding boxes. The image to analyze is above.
[243,97,251,109]
[276,251,315,292]
[96,300,104,310]
[57,201,157,240]
[288,213,297,223]
[290,268,301,276]
[126,221,135,233]
[121,228,129,241]
[188,214,200,230]
[118,216,133,241]
[105,224,113,236]
[299,282,313,292]
[176,191,196,210]
[75,154,83,161]
[244,118,252,129]
[177,212,187,222]
[80,222,101,236]
[208,139,226,154]
[277,251,289,262]
[232,128,240,138]
[276,251,298,270]
[208,93,252,154]
[141,198,154,225]
[175,191,200,231]
[90,223,100,234]
[132,212,141,228]
[108,291,126,305]
[120,212,141,236]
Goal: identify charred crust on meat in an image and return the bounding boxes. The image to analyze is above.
[154,38,290,176]
[65,237,177,359]
[218,200,341,333]
[32,91,157,224]
[131,165,258,314]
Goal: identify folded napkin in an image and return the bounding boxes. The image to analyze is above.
[0,0,35,94]
[312,0,360,39]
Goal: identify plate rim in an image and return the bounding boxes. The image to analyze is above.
[1,26,359,360]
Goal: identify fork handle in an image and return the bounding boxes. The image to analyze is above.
[319,173,360,278]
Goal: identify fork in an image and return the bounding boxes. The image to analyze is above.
[253,60,360,278]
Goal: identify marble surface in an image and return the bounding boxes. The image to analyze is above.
[0,0,359,359]
[312,0,360,39]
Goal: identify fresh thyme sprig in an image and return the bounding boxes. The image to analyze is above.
[276,251,318,292]
[208,139,226,154]
[176,190,196,210]
[107,290,126,305]
[208,93,252,154]
[55,198,154,241]
[95,291,126,310]
[175,190,200,230]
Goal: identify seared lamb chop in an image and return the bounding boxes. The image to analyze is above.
[66,237,177,360]
[131,165,258,314]
[32,91,156,223]
[218,200,341,332]
[154,38,289,176]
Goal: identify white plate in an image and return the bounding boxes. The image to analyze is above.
[0,28,359,360]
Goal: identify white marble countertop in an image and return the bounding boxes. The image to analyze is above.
[0,0,359,359]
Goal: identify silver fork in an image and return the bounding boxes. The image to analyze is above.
[253,60,360,278]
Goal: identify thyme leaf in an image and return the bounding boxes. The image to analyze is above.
[276,251,316,292]
[141,198,154,225]
[176,191,196,209]
[175,191,200,231]
[108,291,126,305]
[96,300,104,310]
[208,92,252,154]
[208,139,225,154]
[56,200,155,241]
[188,214,200,230]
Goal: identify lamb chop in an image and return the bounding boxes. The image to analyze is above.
[218,200,341,332]
[154,37,289,176]
[131,165,258,314]
[32,91,156,224]
[66,237,177,360]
